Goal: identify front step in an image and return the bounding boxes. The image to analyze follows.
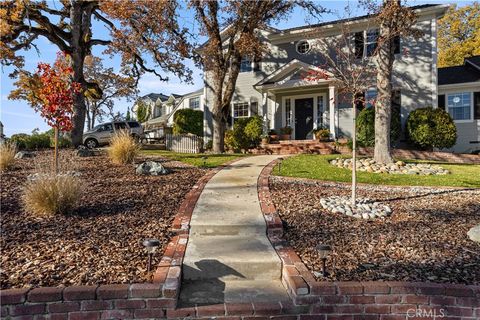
[183,235,282,281]
[179,279,289,306]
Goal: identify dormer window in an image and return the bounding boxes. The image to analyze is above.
[296,40,311,54]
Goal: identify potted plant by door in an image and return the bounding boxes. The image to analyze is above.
[261,134,270,146]
[279,126,292,140]
[269,129,279,142]
[313,128,330,141]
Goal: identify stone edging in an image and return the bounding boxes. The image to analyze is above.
[258,159,480,318]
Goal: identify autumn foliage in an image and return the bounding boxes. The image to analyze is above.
[35,53,81,132]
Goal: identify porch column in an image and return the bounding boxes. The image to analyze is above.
[262,92,269,134]
[329,84,337,140]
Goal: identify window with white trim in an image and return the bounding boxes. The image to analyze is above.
[189,96,200,109]
[233,102,249,119]
[366,30,379,57]
[447,92,471,121]
[285,98,292,127]
[317,96,324,127]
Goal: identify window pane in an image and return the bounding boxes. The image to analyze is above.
[189,97,200,109]
[365,89,377,108]
[233,103,249,118]
[240,57,252,73]
[317,96,324,127]
[285,99,291,126]
[447,92,471,120]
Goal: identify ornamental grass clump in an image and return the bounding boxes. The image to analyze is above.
[108,130,140,164]
[22,174,83,216]
[0,142,17,171]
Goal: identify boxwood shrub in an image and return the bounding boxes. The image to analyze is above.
[173,109,204,137]
[406,107,457,150]
[356,106,401,147]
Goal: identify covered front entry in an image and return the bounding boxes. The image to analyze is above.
[295,98,314,140]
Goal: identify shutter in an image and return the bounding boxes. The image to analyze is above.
[474,92,480,120]
[355,32,364,58]
[251,102,258,115]
[393,36,400,54]
[438,94,446,111]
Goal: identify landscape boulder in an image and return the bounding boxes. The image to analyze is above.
[14,151,35,159]
[467,224,480,243]
[136,161,170,176]
[77,148,95,157]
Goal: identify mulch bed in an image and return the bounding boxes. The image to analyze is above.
[270,176,480,284]
[0,150,206,289]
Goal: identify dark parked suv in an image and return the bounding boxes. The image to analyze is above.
[83,121,143,148]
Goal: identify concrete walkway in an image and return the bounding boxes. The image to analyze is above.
[180,155,288,306]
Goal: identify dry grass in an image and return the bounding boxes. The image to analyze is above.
[22,174,83,216]
[0,142,17,171]
[107,130,140,164]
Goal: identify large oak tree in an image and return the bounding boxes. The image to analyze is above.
[192,0,324,153]
[1,0,191,146]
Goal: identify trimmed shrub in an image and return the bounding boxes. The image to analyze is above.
[357,106,401,147]
[244,115,263,146]
[225,117,263,152]
[173,109,204,137]
[22,174,82,216]
[46,129,72,148]
[108,130,140,164]
[9,133,30,149]
[0,142,17,171]
[406,107,457,150]
[9,133,51,150]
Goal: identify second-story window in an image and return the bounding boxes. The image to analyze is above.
[189,97,200,109]
[354,30,400,58]
[240,56,252,72]
[366,30,379,57]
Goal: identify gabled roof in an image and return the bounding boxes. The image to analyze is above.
[438,55,480,86]
[277,4,444,34]
[254,59,334,89]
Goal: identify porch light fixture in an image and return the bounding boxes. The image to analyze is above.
[202,156,208,168]
[143,239,160,273]
[316,244,332,277]
[278,157,284,173]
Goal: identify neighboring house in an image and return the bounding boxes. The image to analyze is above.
[133,93,182,129]
[199,4,471,148]
[438,56,480,153]
[133,89,205,130]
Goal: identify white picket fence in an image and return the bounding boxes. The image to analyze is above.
[165,134,202,154]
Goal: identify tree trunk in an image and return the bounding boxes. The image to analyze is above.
[212,114,225,153]
[69,0,91,147]
[54,127,59,174]
[351,97,357,206]
[374,24,394,164]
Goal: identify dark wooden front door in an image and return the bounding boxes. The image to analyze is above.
[295,98,314,140]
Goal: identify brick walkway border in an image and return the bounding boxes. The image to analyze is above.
[1,157,479,319]
[257,158,480,319]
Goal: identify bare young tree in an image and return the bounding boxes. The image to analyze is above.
[305,18,376,206]
[192,0,324,153]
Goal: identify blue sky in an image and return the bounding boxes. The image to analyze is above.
[0,0,467,137]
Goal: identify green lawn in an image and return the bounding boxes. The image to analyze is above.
[141,150,246,168]
[274,154,480,188]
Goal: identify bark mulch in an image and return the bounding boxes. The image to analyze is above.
[0,150,206,289]
[270,176,480,284]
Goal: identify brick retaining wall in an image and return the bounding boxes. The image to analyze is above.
[1,158,479,320]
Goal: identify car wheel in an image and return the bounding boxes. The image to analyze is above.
[85,138,98,149]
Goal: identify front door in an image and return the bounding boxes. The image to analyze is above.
[295,98,314,140]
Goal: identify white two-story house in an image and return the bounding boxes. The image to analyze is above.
[197,4,478,153]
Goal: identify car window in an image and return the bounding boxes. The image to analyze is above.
[103,123,113,131]
[114,122,127,130]
[128,121,140,128]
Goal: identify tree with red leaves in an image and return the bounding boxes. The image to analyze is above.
[11,52,81,172]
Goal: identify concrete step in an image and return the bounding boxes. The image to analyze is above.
[179,279,289,306]
[183,235,282,281]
